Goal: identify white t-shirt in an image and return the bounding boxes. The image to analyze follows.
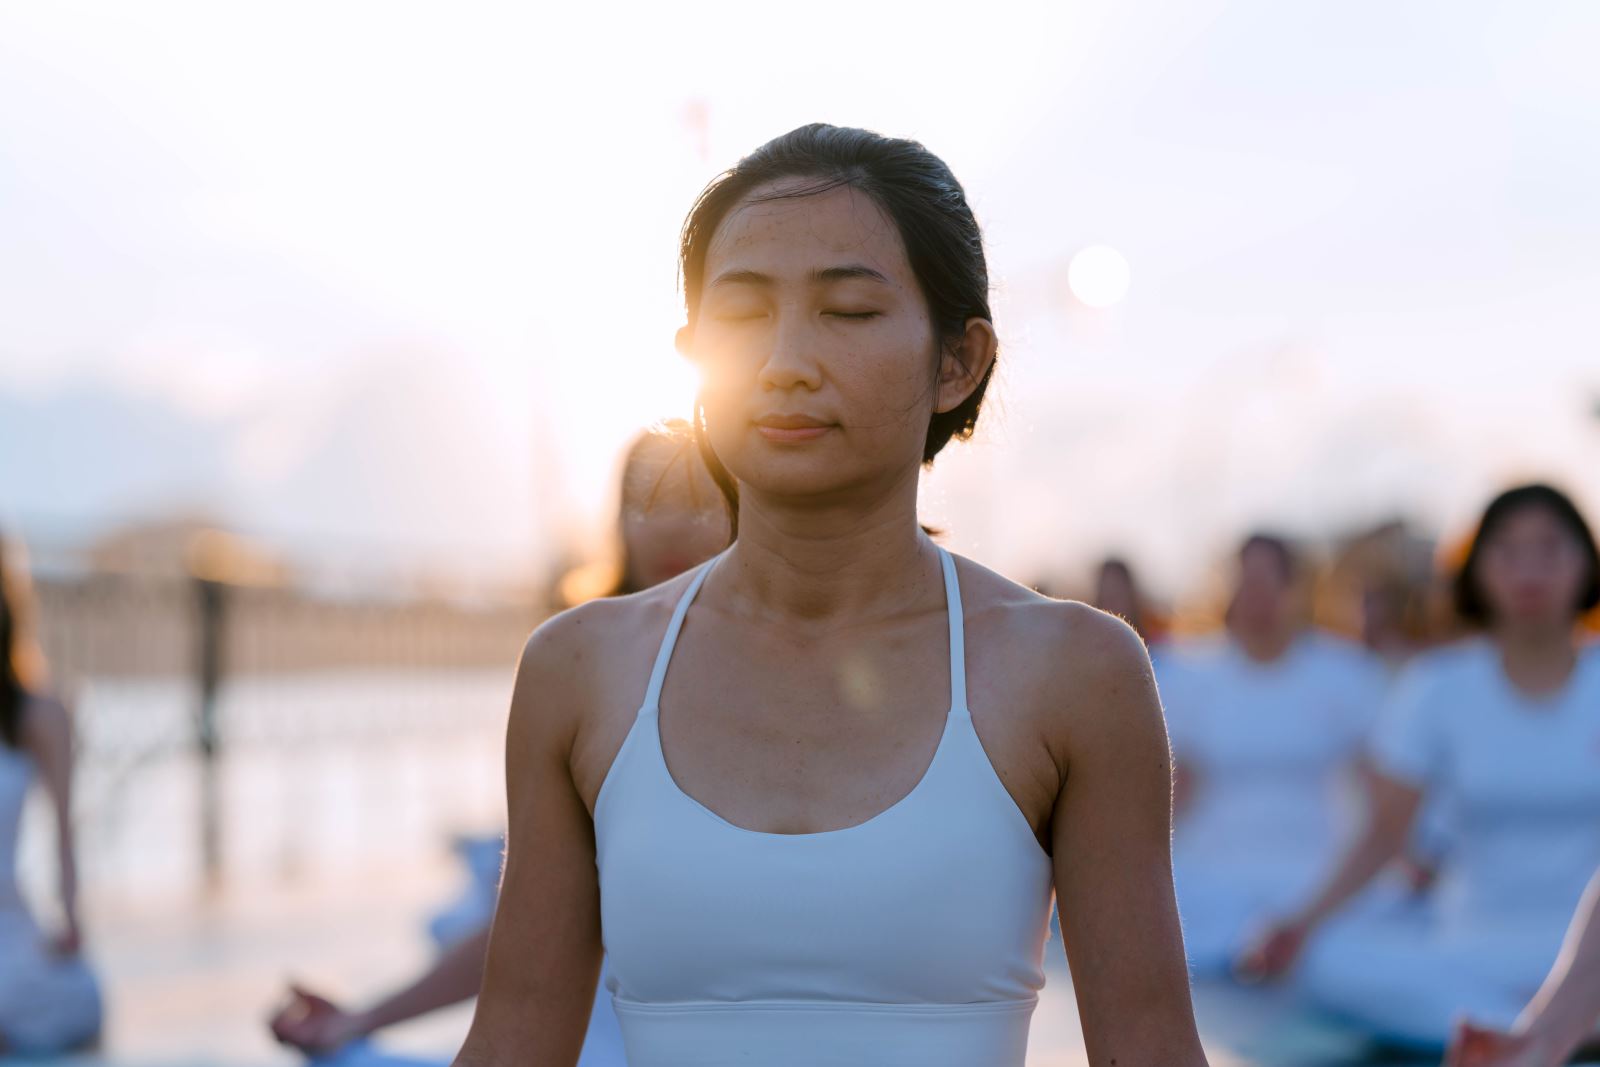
[1161,633,1388,881]
[1371,639,1600,931]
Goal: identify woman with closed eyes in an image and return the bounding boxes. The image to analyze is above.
[453,124,1207,1067]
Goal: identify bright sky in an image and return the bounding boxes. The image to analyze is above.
[2,1,1598,594]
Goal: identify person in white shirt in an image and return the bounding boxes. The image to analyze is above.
[1242,484,1600,1053]
[1161,533,1387,975]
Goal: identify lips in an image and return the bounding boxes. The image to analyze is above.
[754,413,834,442]
[756,413,830,429]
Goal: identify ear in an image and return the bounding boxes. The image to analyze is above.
[933,317,997,414]
[675,324,695,361]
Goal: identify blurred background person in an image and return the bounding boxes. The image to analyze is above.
[1357,577,1422,673]
[564,419,733,604]
[1322,521,1454,896]
[1090,556,1167,650]
[0,535,103,1055]
[1161,532,1388,976]
[1242,484,1600,1053]
[1320,519,1439,675]
[270,420,729,1065]
[1448,867,1600,1067]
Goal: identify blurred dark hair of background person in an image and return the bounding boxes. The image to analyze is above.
[1453,483,1600,632]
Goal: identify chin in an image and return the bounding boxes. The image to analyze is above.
[741,465,859,500]
[722,449,859,499]
[1502,604,1562,627]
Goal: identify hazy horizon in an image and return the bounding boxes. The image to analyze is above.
[5,0,1598,600]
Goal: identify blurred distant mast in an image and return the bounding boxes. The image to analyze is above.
[193,574,226,891]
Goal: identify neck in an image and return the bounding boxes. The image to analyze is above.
[716,467,939,623]
[1494,621,1579,695]
[1231,625,1296,664]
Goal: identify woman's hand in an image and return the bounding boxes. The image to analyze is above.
[1445,1020,1566,1067]
[269,984,371,1054]
[1237,916,1312,981]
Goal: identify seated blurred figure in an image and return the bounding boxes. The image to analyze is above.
[425,832,508,953]
[1243,485,1600,1053]
[270,421,730,1065]
[1161,533,1388,976]
[0,536,103,1054]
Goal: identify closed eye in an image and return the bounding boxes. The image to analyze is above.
[824,311,881,320]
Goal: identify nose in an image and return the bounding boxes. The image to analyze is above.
[756,309,823,393]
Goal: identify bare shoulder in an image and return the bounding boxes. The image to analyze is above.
[508,572,697,762]
[950,554,1162,759]
[951,553,1152,678]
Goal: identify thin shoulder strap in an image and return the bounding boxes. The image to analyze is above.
[938,547,969,715]
[642,552,721,711]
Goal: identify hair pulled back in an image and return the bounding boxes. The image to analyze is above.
[679,123,995,529]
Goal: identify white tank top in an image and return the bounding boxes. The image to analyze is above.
[593,548,1055,1067]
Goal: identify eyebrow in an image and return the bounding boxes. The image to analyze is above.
[708,264,892,288]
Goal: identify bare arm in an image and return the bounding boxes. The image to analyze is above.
[1171,760,1198,821]
[1239,770,1421,978]
[1512,868,1600,1058]
[1446,869,1600,1067]
[364,924,491,1032]
[272,925,492,1053]
[1295,770,1420,929]
[452,621,605,1066]
[23,696,81,950]
[1052,613,1207,1067]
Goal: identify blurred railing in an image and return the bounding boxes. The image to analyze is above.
[23,569,548,902]
[34,572,542,682]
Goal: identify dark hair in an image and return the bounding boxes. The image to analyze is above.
[1453,483,1600,626]
[1098,557,1134,584]
[680,123,995,532]
[1239,532,1298,584]
[1,538,27,749]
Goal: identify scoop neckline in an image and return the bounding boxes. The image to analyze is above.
[653,704,961,840]
[1487,639,1594,710]
[641,542,969,840]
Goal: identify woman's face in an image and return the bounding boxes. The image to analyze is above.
[1230,544,1293,633]
[681,181,967,501]
[1475,506,1591,628]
